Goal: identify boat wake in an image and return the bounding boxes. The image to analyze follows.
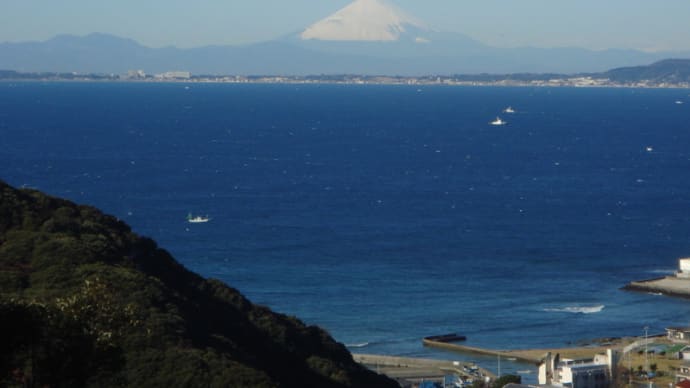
[543,305,605,314]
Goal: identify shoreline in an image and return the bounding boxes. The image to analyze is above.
[421,338,634,364]
[2,77,690,90]
[354,337,637,384]
[422,339,540,364]
[363,334,678,387]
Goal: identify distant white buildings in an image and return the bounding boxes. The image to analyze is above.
[667,327,690,343]
[539,350,618,388]
[155,71,191,80]
[124,69,146,79]
[122,70,193,81]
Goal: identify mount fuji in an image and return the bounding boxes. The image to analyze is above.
[281,0,679,73]
[300,0,428,43]
[1,0,688,75]
[288,0,487,60]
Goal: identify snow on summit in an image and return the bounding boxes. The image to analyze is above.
[300,0,427,42]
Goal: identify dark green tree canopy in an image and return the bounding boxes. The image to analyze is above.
[0,180,397,388]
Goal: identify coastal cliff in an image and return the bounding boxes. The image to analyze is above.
[0,180,397,387]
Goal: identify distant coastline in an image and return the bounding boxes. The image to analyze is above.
[2,58,690,89]
[1,70,689,89]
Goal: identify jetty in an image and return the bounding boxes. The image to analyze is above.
[422,339,541,364]
[623,276,690,299]
[623,257,690,299]
[356,337,638,385]
[423,333,467,344]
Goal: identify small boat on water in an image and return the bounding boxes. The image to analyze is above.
[490,117,507,126]
[503,106,516,113]
[187,213,210,223]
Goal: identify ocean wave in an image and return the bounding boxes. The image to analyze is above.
[345,336,420,349]
[544,305,605,314]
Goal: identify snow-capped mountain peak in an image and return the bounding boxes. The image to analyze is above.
[300,0,427,42]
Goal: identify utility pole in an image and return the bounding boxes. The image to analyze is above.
[628,349,632,386]
[644,326,650,373]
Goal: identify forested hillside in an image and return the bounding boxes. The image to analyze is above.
[0,180,397,387]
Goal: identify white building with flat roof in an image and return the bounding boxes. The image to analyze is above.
[667,328,690,343]
[678,258,690,279]
[125,69,146,79]
[155,71,191,80]
[539,350,617,388]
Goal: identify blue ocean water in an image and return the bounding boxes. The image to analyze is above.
[2,82,690,376]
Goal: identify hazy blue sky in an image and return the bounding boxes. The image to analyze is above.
[2,0,690,52]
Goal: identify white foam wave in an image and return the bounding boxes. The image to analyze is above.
[544,305,605,314]
[346,342,370,348]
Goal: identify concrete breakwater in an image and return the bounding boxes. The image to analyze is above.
[422,339,542,364]
[423,333,467,343]
[623,276,690,299]
[356,337,636,385]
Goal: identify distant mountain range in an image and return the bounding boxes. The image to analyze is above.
[1,0,689,75]
[603,58,690,83]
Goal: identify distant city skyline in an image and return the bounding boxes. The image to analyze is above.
[2,0,690,52]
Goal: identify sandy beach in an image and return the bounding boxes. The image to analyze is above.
[422,337,636,364]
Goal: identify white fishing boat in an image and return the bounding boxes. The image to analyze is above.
[187,213,210,223]
[490,117,507,126]
[503,106,516,113]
